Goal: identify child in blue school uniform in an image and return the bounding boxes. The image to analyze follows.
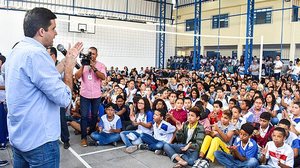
[139,108,176,154]
[120,97,153,153]
[90,103,122,146]
[214,123,259,168]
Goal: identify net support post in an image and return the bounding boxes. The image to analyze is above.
[193,0,202,70]
[259,36,264,81]
[156,0,166,69]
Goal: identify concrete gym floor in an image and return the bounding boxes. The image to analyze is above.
[0,128,223,168]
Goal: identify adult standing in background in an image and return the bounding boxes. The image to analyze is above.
[5,7,83,167]
[0,55,7,150]
[249,59,259,81]
[75,47,106,147]
[47,47,70,149]
[0,54,9,167]
[274,55,283,80]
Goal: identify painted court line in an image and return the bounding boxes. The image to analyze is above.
[59,140,92,168]
[68,147,92,168]
[79,146,126,157]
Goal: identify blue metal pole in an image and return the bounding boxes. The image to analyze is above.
[157,0,166,69]
[245,0,255,74]
[193,0,202,70]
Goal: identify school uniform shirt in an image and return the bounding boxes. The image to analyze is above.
[233,137,258,159]
[216,121,236,144]
[232,117,246,130]
[283,96,294,106]
[291,116,300,137]
[206,103,213,113]
[284,131,300,149]
[164,99,174,111]
[125,88,137,103]
[265,141,294,168]
[253,124,274,148]
[241,111,255,123]
[136,111,153,135]
[153,120,176,143]
[99,114,122,133]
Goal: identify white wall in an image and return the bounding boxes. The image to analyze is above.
[0,10,175,69]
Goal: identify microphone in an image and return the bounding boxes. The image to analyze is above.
[57,44,81,69]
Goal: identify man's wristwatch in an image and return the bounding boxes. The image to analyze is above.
[93,68,98,73]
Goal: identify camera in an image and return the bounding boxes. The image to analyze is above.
[79,52,92,66]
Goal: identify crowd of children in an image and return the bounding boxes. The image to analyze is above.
[66,64,300,168]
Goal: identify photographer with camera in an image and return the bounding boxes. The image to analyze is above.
[75,47,106,147]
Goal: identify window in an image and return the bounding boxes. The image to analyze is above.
[292,5,299,22]
[212,14,229,29]
[254,8,272,24]
[186,19,194,31]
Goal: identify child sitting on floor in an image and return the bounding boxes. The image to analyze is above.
[258,127,294,168]
[163,106,205,168]
[139,108,176,154]
[90,103,122,146]
[214,123,259,168]
[193,110,235,168]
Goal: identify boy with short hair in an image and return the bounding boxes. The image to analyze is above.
[183,97,192,111]
[258,127,294,168]
[231,106,246,130]
[208,100,223,125]
[139,108,176,154]
[253,112,274,148]
[214,123,259,168]
[90,103,122,146]
[277,119,300,167]
[163,107,205,167]
[114,95,130,130]
[240,99,254,123]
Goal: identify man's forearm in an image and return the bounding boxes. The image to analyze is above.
[75,67,83,80]
[64,67,73,91]
[94,70,105,80]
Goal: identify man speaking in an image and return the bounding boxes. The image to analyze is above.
[5,7,83,167]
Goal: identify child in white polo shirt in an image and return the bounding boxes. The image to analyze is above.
[139,108,176,154]
[258,127,294,168]
[90,103,122,146]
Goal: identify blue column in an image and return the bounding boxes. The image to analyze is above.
[193,0,202,70]
[157,0,166,69]
[244,0,255,74]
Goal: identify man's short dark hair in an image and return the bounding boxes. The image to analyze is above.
[23,7,57,38]
[89,47,98,53]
